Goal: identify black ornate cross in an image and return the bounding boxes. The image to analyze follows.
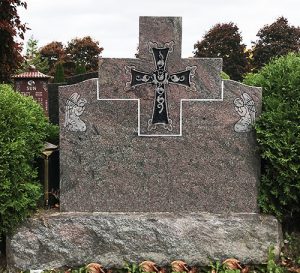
[125,41,197,131]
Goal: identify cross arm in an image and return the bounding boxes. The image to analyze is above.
[125,66,153,91]
[168,66,197,91]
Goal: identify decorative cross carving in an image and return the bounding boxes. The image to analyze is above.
[125,41,196,131]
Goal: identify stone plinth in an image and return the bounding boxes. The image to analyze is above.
[7,212,281,271]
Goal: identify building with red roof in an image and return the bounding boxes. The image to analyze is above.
[12,65,52,116]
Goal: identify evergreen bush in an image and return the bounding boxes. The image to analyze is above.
[53,62,65,83]
[0,84,49,237]
[243,53,300,219]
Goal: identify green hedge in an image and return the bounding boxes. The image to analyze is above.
[0,84,50,236]
[243,53,300,219]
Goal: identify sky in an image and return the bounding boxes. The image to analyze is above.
[18,0,300,58]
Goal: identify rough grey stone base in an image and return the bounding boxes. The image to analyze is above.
[7,212,281,271]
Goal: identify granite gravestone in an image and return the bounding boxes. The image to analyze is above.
[7,17,281,271]
[59,17,259,213]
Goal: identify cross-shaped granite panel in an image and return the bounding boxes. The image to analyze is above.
[98,17,223,136]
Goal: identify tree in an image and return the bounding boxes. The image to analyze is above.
[40,41,65,75]
[18,36,49,74]
[252,17,300,71]
[0,0,28,83]
[194,22,249,81]
[65,36,103,74]
[53,62,65,83]
[243,53,300,220]
[0,84,50,236]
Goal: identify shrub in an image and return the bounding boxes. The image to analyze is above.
[243,53,300,219]
[221,71,230,80]
[46,123,59,145]
[0,84,50,237]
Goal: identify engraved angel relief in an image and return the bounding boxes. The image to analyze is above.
[125,41,197,132]
[234,93,256,132]
[64,92,87,132]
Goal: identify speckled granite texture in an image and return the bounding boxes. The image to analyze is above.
[7,212,281,271]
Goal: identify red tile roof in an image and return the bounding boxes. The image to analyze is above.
[12,70,51,79]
